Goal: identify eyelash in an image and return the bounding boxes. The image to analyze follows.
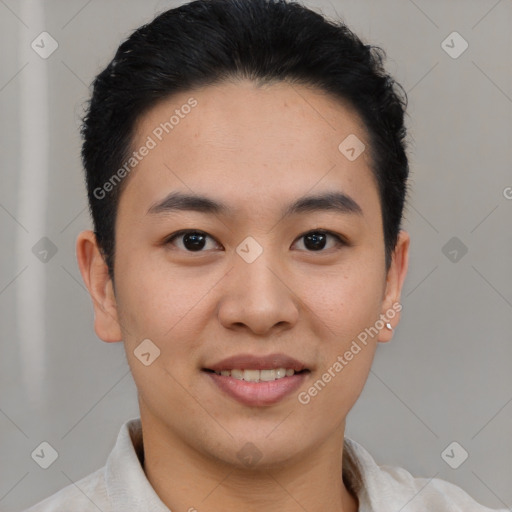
[163,229,348,253]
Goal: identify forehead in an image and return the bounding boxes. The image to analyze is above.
[119,79,379,221]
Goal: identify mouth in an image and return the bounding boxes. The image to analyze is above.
[202,367,309,382]
[202,352,311,406]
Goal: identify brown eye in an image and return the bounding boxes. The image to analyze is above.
[165,230,220,252]
[293,230,346,252]
[164,229,347,254]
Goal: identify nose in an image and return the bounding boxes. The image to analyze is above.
[217,249,300,336]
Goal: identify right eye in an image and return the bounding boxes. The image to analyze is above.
[164,230,223,252]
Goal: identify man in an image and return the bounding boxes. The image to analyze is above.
[25,0,506,510]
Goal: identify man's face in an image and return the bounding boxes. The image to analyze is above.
[85,79,407,466]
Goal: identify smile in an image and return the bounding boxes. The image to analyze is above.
[211,368,298,382]
[202,368,310,406]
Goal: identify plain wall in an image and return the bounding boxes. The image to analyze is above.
[0,0,511,510]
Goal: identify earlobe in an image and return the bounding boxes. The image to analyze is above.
[76,230,123,343]
[378,230,410,343]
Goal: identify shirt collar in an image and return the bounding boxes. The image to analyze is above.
[105,417,171,511]
[104,417,366,511]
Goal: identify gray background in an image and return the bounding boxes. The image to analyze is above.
[1,0,511,510]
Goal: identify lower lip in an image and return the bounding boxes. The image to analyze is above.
[204,371,309,407]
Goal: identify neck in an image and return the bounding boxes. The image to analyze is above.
[139,409,359,512]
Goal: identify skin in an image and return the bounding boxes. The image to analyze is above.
[77,79,409,512]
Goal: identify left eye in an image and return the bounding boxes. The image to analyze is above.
[293,230,346,252]
[164,230,346,252]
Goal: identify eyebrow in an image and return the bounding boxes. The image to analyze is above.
[147,190,363,219]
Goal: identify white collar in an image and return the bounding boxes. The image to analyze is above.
[103,417,368,511]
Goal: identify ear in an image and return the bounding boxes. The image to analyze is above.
[76,230,123,343]
[378,229,410,343]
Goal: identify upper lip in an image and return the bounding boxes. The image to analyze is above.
[204,353,309,372]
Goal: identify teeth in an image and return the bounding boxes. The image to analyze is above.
[214,368,297,382]
[243,369,260,382]
[260,369,276,381]
[231,369,244,379]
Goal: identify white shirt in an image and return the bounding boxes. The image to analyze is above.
[24,417,507,511]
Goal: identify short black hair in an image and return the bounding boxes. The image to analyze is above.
[81,0,409,281]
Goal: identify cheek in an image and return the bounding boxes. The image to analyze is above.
[298,270,381,415]
[113,249,170,340]
[113,247,218,354]
[300,261,385,340]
